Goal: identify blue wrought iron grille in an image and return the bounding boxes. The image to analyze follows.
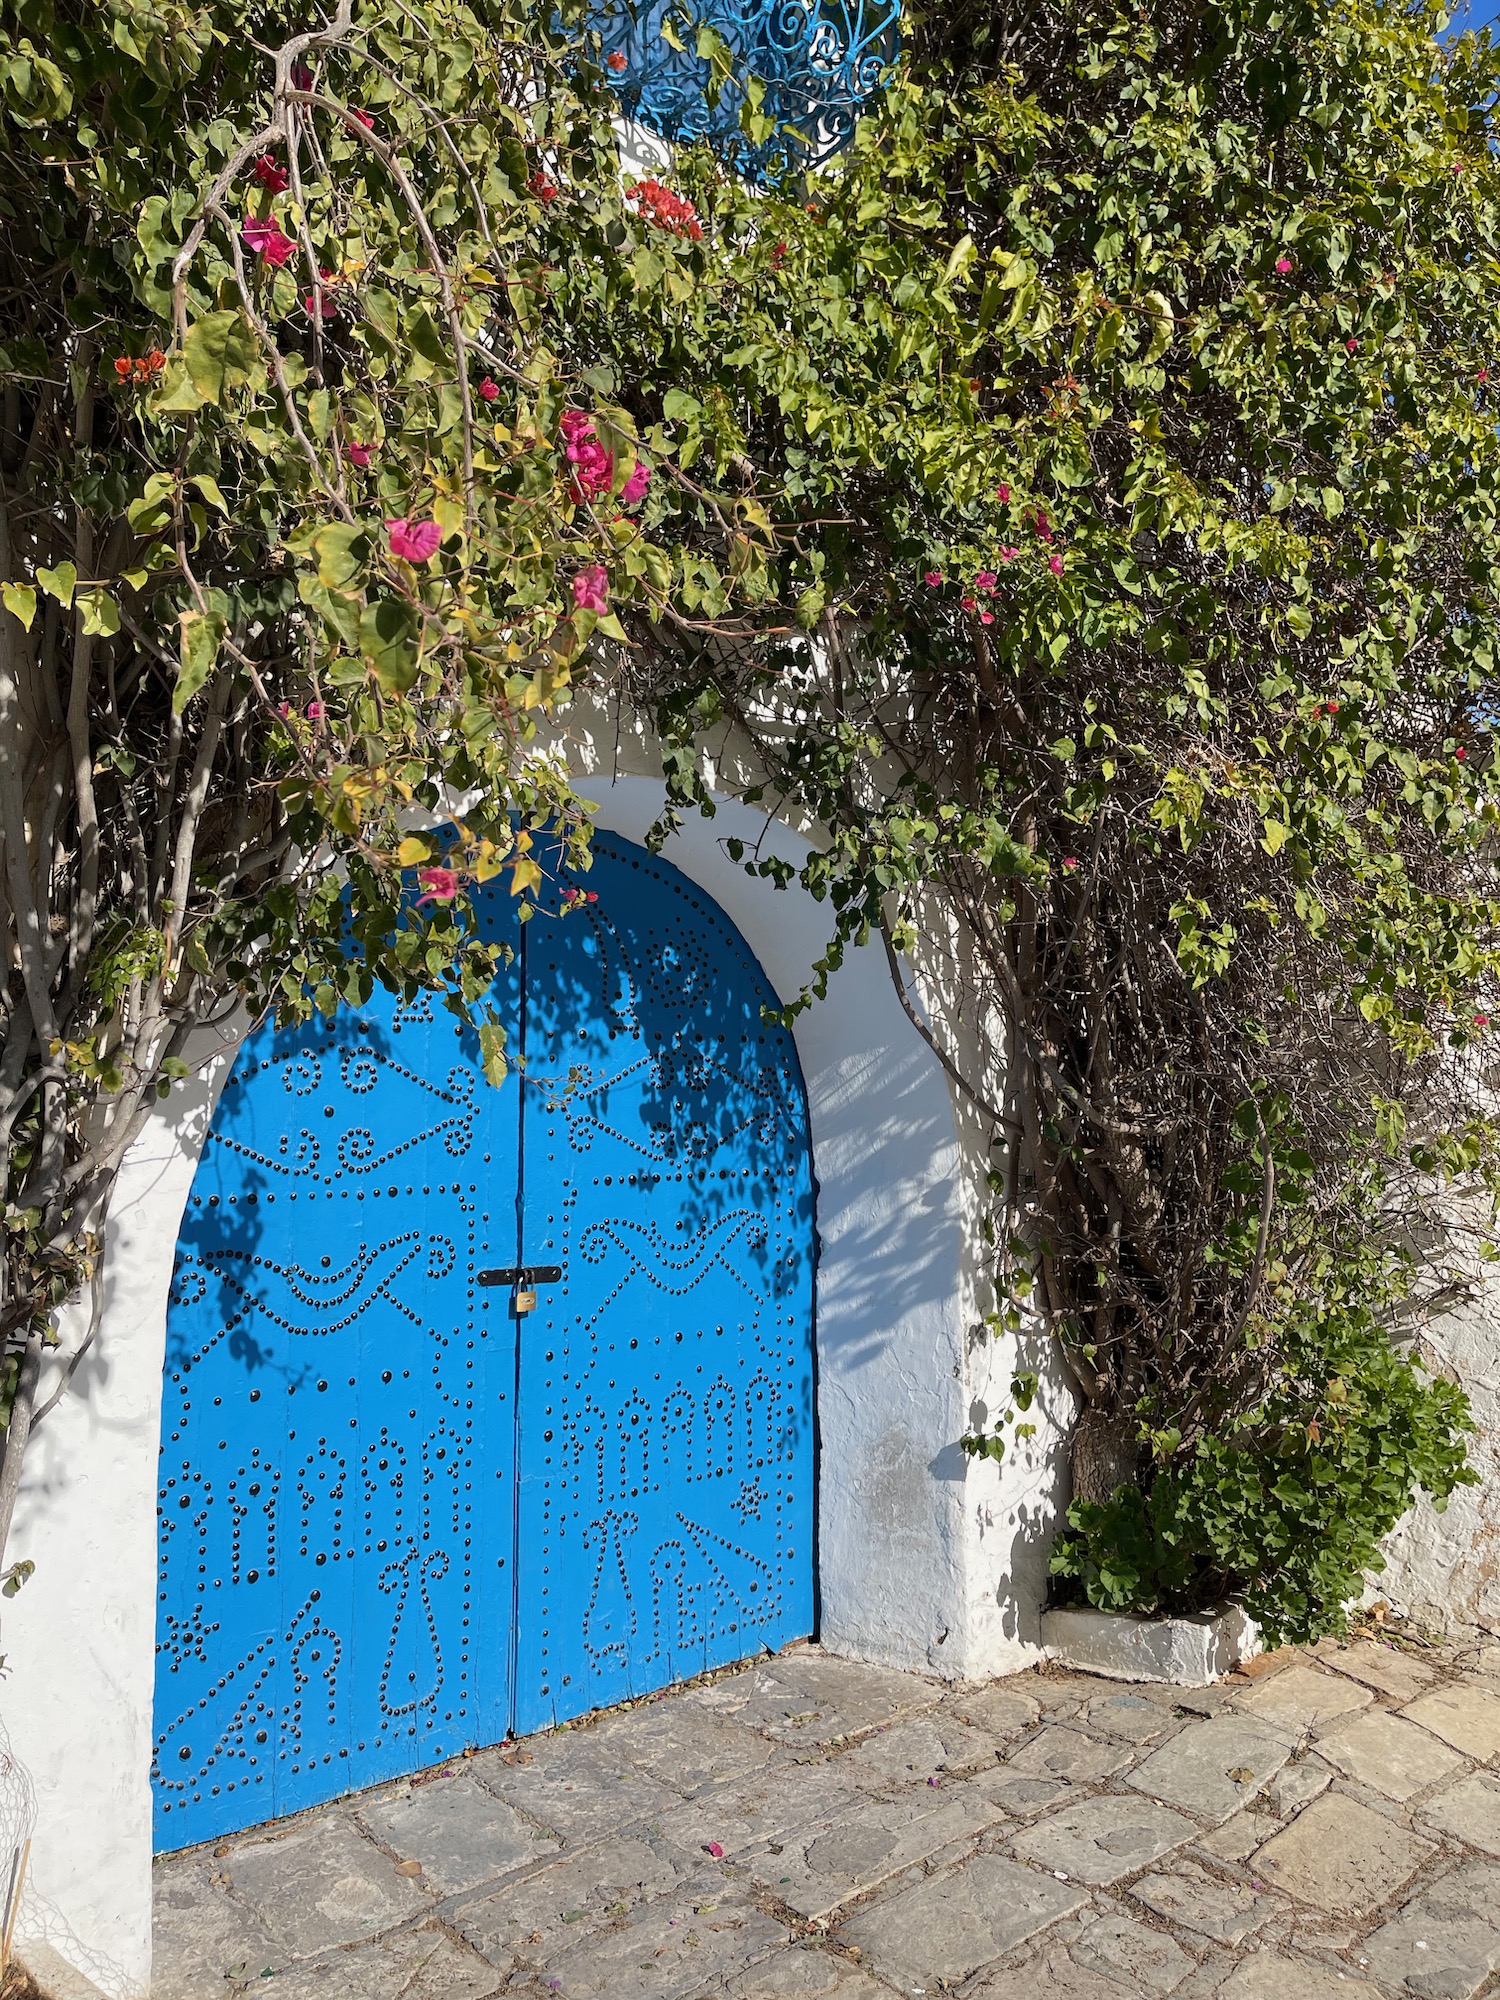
[152,831,815,1849]
[588,0,900,178]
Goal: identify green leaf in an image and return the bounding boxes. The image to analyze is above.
[360,598,421,693]
[36,562,77,608]
[175,608,226,712]
[1,583,36,630]
[182,311,259,405]
[190,473,230,513]
[314,522,369,591]
[79,588,122,638]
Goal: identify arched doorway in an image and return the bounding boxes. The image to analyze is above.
[151,831,816,1850]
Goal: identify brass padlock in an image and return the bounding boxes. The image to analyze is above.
[513,1286,537,1315]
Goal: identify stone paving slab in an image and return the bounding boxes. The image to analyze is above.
[1070,1905,1197,1993]
[1125,1714,1292,1824]
[1323,1641,1439,1704]
[470,1731,681,1843]
[246,1923,502,2000]
[1004,1724,1136,1786]
[1417,1769,1500,1855]
[536,1876,790,1999]
[1401,1683,1500,1764]
[1357,1855,1500,1999]
[449,1828,700,1964]
[1129,1858,1286,1943]
[1251,1790,1435,1914]
[1217,1949,1386,2000]
[1230,1666,1373,1733]
[691,1652,942,1748]
[748,1778,1008,1918]
[938,1683,1044,1741]
[843,1710,1008,1787]
[834,1851,1085,1988]
[1313,1709,1466,1803]
[1008,1791,1197,1884]
[215,1815,429,1959]
[1084,1690,1191,1745]
[357,1771,555,1896]
[152,1863,284,2000]
[651,1757,869,1862]
[591,1699,780,1793]
[722,1946,895,1996]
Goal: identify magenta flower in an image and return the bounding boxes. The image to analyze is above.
[253,153,289,194]
[1049,552,1064,576]
[1345,337,1359,352]
[291,62,313,90]
[304,291,337,318]
[386,517,443,562]
[961,594,977,612]
[979,607,994,624]
[1062,856,1079,869]
[1031,507,1054,544]
[351,107,376,130]
[572,564,609,613]
[997,545,1020,563]
[996,481,1010,504]
[478,377,500,402]
[620,461,651,506]
[923,570,943,587]
[416,865,460,906]
[243,213,296,267]
[347,442,374,468]
[974,570,998,592]
[1275,256,1292,274]
[306,700,325,719]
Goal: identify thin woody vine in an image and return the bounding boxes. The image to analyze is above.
[4,0,1500,1649]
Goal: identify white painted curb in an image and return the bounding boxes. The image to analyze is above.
[1040,1602,1262,1685]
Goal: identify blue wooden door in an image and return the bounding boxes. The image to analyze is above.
[153,833,814,1850]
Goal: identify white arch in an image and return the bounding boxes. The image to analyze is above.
[0,776,974,1995]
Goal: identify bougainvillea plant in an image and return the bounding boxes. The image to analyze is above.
[0,0,775,1580]
[529,0,1500,1637]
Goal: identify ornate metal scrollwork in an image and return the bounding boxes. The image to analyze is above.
[585,0,900,179]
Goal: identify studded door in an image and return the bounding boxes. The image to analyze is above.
[514,837,816,1731]
[154,832,815,1849]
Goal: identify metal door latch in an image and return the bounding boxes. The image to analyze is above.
[478,1265,562,1317]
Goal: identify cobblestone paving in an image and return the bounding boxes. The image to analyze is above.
[152,1634,1500,1999]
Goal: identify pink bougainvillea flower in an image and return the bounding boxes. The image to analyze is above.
[620,461,651,506]
[974,570,998,592]
[306,700,325,719]
[304,289,338,318]
[477,376,500,402]
[1275,255,1293,274]
[1345,337,1359,352]
[979,607,994,624]
[996,481,1010,504]
[1479,367,1490,384]
[347,442,374,468]
[572,563,609,613]
[252,153,289,194]
[1049,552,1064,575]
[1456,746,1468,760]
[1062,856,1079,869]
[1476,1013,1490,1027]
[559,410,615,501]
[960,594,977,612]
[703,1841,725,1858]
[923,569,943,587]
[997,545,1020,563]
[243,212,296,267]
[416,865,460,906]
[607,48,628,69]
[386,516,443,563]
[351,107,376,130]
[276,700,293,718]
[1030,507,1054,543]
[290,61,313,90]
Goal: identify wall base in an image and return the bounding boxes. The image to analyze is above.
[1040,1603,1262,1685]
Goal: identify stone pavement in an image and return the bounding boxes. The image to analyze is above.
[152,1632,1500,2000]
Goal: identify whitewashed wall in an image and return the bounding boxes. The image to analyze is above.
[0,741,1072,1997]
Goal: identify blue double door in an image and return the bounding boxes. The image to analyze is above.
[152,834,816,1850]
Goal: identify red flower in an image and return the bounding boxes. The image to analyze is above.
[1030,507,1054,544]
[347,442,374,468]
[291,62,313,91]
[607,49,628,70]
[351,107,375,130]
[1476,1014,1490,1027]
[1345,337,1359,352]
[626,177,703,242]
[416,865,460,906]
[530,172,558,203]
[253,153,290,194]
[996,482,1010,504]
[923,570,942,587]
[960,594,977,611]
[1480,367,1490,385]
[1456,747,1468,761]
[243,213,296,267]
[478,377,500,402]
[386,517,443,563]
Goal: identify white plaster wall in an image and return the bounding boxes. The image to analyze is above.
[2,1017,243,2000]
